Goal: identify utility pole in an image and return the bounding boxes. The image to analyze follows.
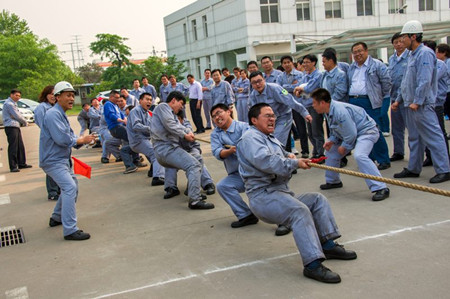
[62,42,77,70]
[73,35,85,67]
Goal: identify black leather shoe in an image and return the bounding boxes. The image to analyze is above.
[303,264,341,283]
[320,182,343,190]
[49,217,62,227]
[164,188,180,199]
[92,143,102,148]
[101,157,110,164]
[64,230,90,241]
[429,172,450,184]
[372,188,390,201]
[204,183,216,195]
[151,177,165,186]
[340,156,348,168]
[18,164,32,169]
[48,195,59,201]
[231,214,259,228]
[275,224,291,236]
[323,243,357,260]
[10,168,20,172]
[422,158,433,167]
[377,163,391,170]
[390,153,404,162]
[188,200,215,210]
[301,153,309,159]
[123,166,138,174]
[205,127,212,130]
[115,158,123,162]
[394,168,419,178]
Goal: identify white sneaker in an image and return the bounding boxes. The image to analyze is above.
[291,148,299,155]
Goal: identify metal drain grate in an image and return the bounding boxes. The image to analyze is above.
[0,227,26,248]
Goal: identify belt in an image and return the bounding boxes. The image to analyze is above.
[349,95,368,99]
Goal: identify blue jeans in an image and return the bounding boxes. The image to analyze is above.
[349,97,390,164]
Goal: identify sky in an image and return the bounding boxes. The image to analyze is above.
[2,0,197,69]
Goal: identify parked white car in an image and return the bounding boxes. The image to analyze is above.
[0,103,35,126]
[0,98,39,113]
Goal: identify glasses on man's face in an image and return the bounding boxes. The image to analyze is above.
[212,110,225,119]
[352,49,365,55]
[251,79,264,86]
[261,113,276,120]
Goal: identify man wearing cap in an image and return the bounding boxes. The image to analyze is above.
[42,81,95,241]
[2,89,32,172]
[150,91,215,210]
[392,20,450,183]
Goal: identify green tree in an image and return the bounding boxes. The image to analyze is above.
[141,55,186,90]
[77,63,103,83]
[0,11,80,99]
[89,34,131,69]
[0,10,32,37]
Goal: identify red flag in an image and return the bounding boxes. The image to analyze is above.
[72,156,92,179]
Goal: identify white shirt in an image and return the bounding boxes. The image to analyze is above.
[349,59,369,96]
[188,80,203,100]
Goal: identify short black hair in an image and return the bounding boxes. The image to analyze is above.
[437,43,450,58]
[167,91,186,104]
[280,55,293,64]
[110,90,120,96]
[233,67,241,72]
[261,56,272,62]
[391,32,402,44]
[176,109,185,119]
[248,103,270,126]
[221,67,229,73]
[187,74,194,79]
[82,103,90,108]
[423,40,437,52]
[126,105,134,111]
[160,74,168,80]
[119,95,126,100]
[210,103,229,116]
[204,68,211,73]
[247,60,258,68]
[322,49,337,64]
[351,42,368,51]
[302,54,318,66]
[139,92,152,100]
[311,88,331,103]
[90,98,98,104]
[141,76,148,80]
[120,86,127,91]
[249,71,264,81]
[324,47,337,55]
[10,89,21,95]
[133,79,139,83]
[211,68,222,75]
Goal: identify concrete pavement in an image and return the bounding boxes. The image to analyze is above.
[1,114,450,299]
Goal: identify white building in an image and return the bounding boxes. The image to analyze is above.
[164,0,450,78]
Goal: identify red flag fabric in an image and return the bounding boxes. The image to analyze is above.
[72,156,92,179]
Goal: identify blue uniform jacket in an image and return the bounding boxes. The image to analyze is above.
[276,69,304,94]
[39,103,80,168]
[211,120,249,175]
[298,69,323,108]
[388,50,409,101]
[263,69,282,83]
[201,78,214,100]
[325,100,378,150]
[2,97,27,127]
[397,44,437,106]
[34,102,53,128]
[321,66,348,102]
[126,105,151,147]
[348,56,392,109]
[211,80,235,106]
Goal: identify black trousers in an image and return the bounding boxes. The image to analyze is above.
[110,125,139,163]
[189,98,204,132]
[5,126,26,170]
[291,110,309,154]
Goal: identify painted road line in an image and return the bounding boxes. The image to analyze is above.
[0,194,11,205]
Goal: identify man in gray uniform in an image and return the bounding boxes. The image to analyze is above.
[42,81,95,241]
[126,92,165,186]
[237,103,357,283]
[312,88,390,201]
[150,91,214,210]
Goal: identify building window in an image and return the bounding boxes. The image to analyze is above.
[418,0,434,10]
[389,0,406,13]
[260,0,279,23]
[357,0,373,16]
[183,23,188,44]
[206,56,211,69]
[202,15,208,38]
[325,0,342,18]
[196,58,201,79]
[191,20,198,41]
[296,0,311,21]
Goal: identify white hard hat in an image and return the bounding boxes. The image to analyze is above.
[54,81,75,95]
[400,20,423,35]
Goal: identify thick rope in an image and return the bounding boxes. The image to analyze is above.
[195,137,450,197]
[308,162,450,197]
